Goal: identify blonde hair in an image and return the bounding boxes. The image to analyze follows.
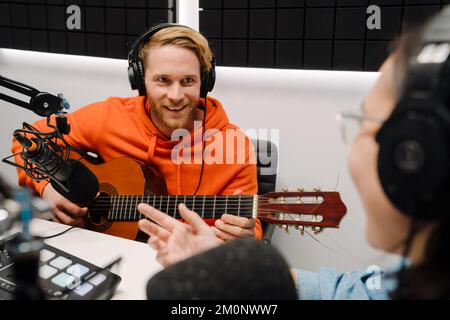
[139,26,213,74]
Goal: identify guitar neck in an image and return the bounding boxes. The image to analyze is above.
[105,195,257,221]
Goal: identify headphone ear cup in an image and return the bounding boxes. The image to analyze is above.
[206,67,216,93]
[128,63,139,91]
[200,68,216,99]
[136,60,146,96]
[200,54,216,99]
[376,108,450,219]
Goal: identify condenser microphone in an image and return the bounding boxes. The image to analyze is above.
[15,133,99,206]
[146,238,298,300]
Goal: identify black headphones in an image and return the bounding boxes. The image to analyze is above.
[376,6,450,220]
[127,23,216,98]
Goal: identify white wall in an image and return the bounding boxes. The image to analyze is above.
[0,48,399,274]
[212,67,399,272]
[177,0,199,30]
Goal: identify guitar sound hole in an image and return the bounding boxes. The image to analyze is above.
[88,192,111,224]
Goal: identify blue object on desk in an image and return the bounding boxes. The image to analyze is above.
[13,188,32,240]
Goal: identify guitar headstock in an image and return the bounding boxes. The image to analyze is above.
[257,188,347,234]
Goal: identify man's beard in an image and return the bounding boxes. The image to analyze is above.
[150,100,197,132]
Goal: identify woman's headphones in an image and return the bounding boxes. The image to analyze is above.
[127,23,216,98]
[376,6,450,220]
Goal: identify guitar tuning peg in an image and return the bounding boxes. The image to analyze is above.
[295,225,305,236]
[282,188,288,192]
[296,188,303,203]
[313,226,323,234]
[313,187,321,192]
[279,224,289,234]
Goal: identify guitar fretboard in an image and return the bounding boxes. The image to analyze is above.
[103,195,256,221]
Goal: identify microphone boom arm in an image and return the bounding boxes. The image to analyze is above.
[0,74,68,117]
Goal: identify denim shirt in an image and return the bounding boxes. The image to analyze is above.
[294,259,406,300]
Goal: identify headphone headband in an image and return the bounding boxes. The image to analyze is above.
[128,23,189,65]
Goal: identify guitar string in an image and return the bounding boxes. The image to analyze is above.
[84,183,342,229]
[86,197,326,205]
[87,207,317,215]
[289,162,364,265]
[88,200,339,236]
[87,205,324,214]
[281,167,343,253]
[88,196,334,222]
[319,159,367,265]
[87,208,316,215]
[87,207,330,225]
[92,195,319,200]
[87,207,323,214]
[88,198,331,217]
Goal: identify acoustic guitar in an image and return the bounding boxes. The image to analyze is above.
[81,157,347,240]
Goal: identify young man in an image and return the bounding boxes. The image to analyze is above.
[12,24,262,241]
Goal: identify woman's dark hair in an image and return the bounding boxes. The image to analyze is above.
[391,220,450,299]
[388,17,450,300]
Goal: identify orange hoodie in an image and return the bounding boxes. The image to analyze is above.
[12,96,262,239]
